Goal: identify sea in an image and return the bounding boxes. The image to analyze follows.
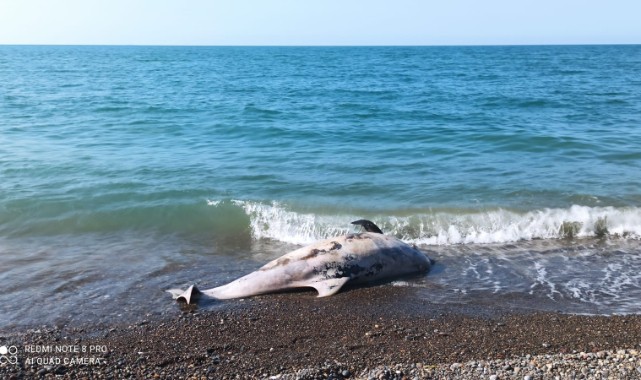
[1,45,641,330]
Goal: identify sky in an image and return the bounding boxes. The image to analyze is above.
[1,0,640,46]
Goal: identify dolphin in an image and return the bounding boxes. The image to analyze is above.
[168,220,431,304]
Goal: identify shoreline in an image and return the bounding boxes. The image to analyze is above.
[2,286,641,379]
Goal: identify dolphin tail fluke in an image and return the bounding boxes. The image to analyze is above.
[166,284,201,304]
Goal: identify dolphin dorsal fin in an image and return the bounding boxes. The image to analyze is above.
[311,277,350,297]
[350,219,384,234]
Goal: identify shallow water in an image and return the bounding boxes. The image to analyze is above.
[1,45,641,329]
[2,234,641,330]
[416,239,641,315]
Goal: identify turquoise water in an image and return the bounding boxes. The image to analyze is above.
[1,45,641,328]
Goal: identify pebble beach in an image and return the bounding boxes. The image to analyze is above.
[2,286,641,379]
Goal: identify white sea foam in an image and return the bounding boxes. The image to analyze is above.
[393,206,641,245]
[229,200,353,245]
[206,201,641,246]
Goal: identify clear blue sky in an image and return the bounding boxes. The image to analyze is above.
[1,0,640,46]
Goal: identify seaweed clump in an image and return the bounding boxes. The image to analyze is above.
[559,221,582,239]
[594,217,609,238]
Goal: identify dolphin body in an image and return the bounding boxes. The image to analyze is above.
[168,220,431,304]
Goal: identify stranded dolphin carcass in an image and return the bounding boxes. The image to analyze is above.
[167,220,431,304]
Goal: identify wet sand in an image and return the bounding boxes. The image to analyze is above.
[2,286,641,379]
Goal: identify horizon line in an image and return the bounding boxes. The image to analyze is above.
[1,42,640,48]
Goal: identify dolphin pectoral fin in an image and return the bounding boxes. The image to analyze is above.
[311,277,350,297]
[167,285,201,304]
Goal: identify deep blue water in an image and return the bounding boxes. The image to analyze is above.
[1,45,641,328]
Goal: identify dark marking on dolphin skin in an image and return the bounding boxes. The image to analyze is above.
[313,262,367,279]
[343,254,357,262]
[366,263,384,276]
[301,241,343,260]
[260,256,292,271]
[328,241,342,250]
[351,220,384,234]
[345,233,372,241]
[277,258,291,266]
[313,261,385,280]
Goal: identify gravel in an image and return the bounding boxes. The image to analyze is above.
[340,349,641,379]
[2,286,641,379]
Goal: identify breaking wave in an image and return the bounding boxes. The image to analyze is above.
[206,200,641,245]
